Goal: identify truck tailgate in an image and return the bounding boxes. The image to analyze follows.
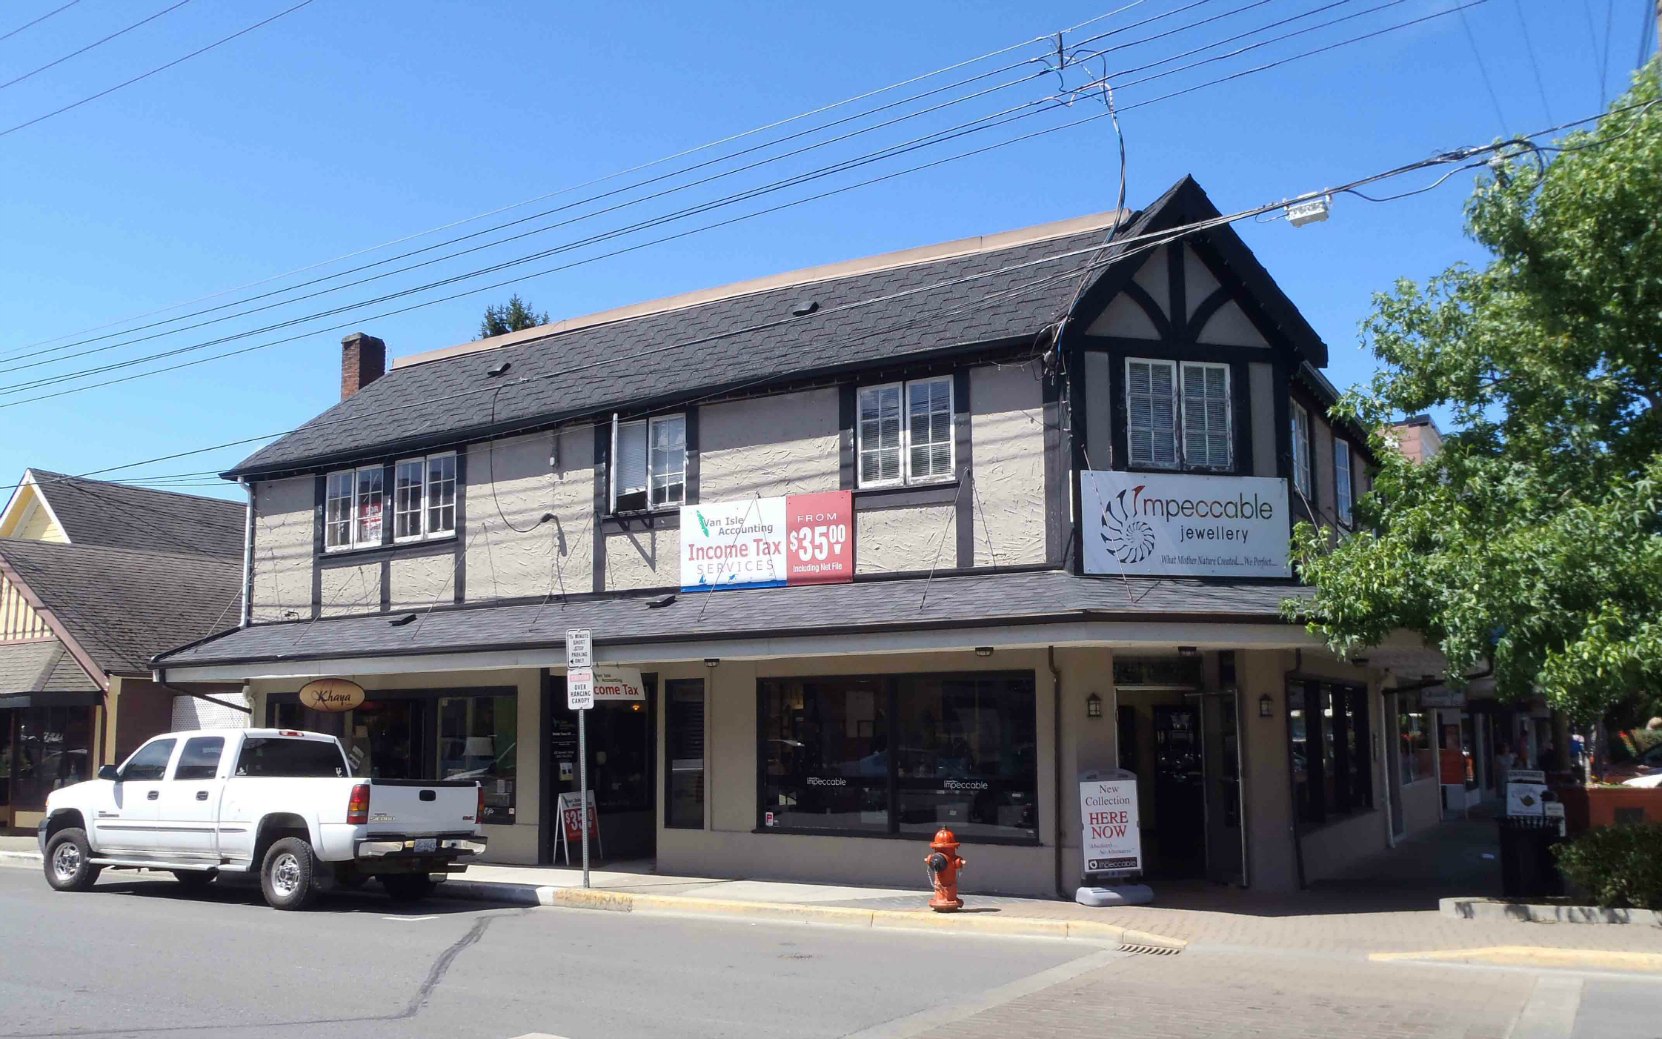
[363,780,478,833]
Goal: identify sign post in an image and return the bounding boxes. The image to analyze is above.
[566,628,594,888]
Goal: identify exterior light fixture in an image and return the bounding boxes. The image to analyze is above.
[1086,693,1103,719]
[704,658,720,669]
[974,646,994,657]
[1285,195,1331,228]
[1258,694,1274,718]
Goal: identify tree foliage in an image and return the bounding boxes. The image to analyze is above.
[1290,65,1662,721]
[479,294,548,338]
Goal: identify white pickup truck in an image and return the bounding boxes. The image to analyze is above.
[37,728,487,910]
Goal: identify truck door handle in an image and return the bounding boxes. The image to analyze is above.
[196,790,209,801]
[146,790,159,800]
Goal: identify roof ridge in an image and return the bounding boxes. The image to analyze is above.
[26,468,242,508]
[392,210,1129,372]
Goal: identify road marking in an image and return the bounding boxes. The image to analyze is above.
[839,948,1126,1039]
[508,1034,571,1038]
[1507,975,1583,1039]
[384,915,438,922]
[1370,946,1662,975]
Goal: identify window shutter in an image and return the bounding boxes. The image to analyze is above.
[1180,363,1231,469]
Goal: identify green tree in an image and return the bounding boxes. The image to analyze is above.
[479,294,548,338]
[1289,65,1662,722]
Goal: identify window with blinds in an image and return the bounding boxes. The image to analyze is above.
[1290,402,1313,499]
[857,376,953,487]
[1334,439,1353,526]
[612,414,686,513]
[1126,359,1231,470]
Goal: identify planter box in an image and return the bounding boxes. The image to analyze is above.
[1556,785,1662,836]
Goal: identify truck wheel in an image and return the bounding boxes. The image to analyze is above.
[172,870,216,892]
[260,837,318,911]
[381,873,435,903]
[44,828,101,892]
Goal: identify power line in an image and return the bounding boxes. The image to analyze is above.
[1456,0,1510,134]
[0,0,317,140]
[0,0,82,43]
[0,0,193,92]
[0,1,1491,399]
[1582,0,1610,108]
[1511,0,1555,123]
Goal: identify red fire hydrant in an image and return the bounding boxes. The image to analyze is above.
[924,827,965,912]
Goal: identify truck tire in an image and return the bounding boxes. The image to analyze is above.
[44,827,101,892]
[172,870,216,892]
[381,873,435,903]
[260,837,319,911]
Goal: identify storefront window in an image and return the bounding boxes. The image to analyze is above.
[435,694,516,824]
[759,672,1038,841]
[1289,680,1372,827]
[1397,693,1433,784]
[665,680,705,829]
[12,707,93,810]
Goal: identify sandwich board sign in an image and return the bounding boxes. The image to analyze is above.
[556,791,602,865]
[1080,768,1142,877]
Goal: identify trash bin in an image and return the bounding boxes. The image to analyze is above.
[1497,815,1564,899]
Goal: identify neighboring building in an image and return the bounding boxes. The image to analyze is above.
[156,177,1439,894]
[0,470,246,831]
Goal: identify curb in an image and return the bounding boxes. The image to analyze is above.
[0,850,42,868]
[436,880,1187,950]
[1440,896,1662,928]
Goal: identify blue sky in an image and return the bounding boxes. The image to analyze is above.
[0,0,1651,500]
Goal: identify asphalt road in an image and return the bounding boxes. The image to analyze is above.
[0,867,1100,1039]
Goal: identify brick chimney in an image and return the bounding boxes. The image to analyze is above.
[340,332,386,400]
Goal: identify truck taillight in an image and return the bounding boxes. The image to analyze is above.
[347,783,371,825]
[476,783,485,824]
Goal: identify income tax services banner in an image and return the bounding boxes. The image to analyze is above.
[680,491,854,592]
[1081,471,1290,579]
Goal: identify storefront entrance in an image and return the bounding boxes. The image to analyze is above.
[545,678,656,863]
[0,698,98,829]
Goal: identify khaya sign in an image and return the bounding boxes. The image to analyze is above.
[297,678,366,713]
[680,491,854,592]
[1080,471,1290,579]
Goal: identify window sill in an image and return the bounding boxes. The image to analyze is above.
[752,825,1040,847]
[319,535,457,562]
[601,509,681,533]
[853,481,960,509]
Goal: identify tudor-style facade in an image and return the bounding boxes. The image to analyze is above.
[156,177,1441,895]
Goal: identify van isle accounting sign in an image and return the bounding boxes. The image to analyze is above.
[1081,471,1290,578]
[680,491,853,592]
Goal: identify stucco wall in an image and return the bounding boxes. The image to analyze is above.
[1240,650,1297,892]
[389,552,453,611]
[319,562,379,617]
[1083,351,1113,470]
[856,504,954,575]
[699,389,840,501]
[1197,299,1269,347]
[466,431,593,603]
[1182,245,1222,320]
[250,477,313,622]
[1087,293,1159,339]
[1249,362,1277,478]
[1311,415,1335,526]
[969,363,1048,566]
[603,526,678,590]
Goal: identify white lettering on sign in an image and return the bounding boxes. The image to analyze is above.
[681,491,854,591]
[1081,472,1290,578]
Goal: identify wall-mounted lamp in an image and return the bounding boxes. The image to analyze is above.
[1177,646,1199,658]
[1086,693,1103,719]
[704,658,720,669]
[1258,694,1274,718]
[974,646,994,658]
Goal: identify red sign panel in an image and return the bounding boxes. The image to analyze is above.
[785,491,854,585]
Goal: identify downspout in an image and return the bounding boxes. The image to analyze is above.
[1049,645,1067,900]
[238,477,254,628]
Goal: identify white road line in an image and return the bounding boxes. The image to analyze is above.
[384,914,439,922]
[1508,975,1584,1039]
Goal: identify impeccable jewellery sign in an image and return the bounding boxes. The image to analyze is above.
[1081,471,1290,579]
[680,491,853,592]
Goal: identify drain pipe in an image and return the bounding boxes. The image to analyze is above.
[1049,645,1067,900]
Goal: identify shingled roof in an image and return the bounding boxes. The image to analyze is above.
[25,469,244,558]
[0,539,242,677]
[155,569,1312,672]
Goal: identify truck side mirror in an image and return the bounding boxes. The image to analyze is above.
[97,764,120,782]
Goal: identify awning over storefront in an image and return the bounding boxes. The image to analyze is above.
[155,570,1330,681]
[0,639,101,704]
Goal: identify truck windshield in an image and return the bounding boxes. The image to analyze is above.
[235,737,348,778]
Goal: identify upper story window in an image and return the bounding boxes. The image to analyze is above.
[1126,359,1232,470]
[858,376,953,488]
[1334,439,1353,526]
[613,414,685,513]
[1290,401,1313,500]
[325,452,455,552]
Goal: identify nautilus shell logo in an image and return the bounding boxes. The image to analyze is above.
[1100,484,1156,564]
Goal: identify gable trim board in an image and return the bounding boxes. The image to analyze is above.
[0,472,69,543]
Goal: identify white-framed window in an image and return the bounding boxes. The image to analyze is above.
[857,376,954,488]
[1334,439,1354,526]
[324,452,455,552]
[612,414,685,513]
[1126,359,1231,470]
[1290,401,1312,500]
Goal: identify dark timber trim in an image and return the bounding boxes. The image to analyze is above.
[683,406,701,508]
[953,368,974,568]
[1166,242,1186,335]
[838,384,856,490]
[592,424,609,594]
[453,450,468,604]
[310,474,325,619]
[1041,362,1067,565]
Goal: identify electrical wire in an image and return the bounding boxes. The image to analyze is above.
[0,0,318,140]
[1510,0,1554,124]
[1456,0,1510,134]
[0,0,193,92]
[0,0,82,43]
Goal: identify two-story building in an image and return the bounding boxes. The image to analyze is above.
[154,177,1443,896]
